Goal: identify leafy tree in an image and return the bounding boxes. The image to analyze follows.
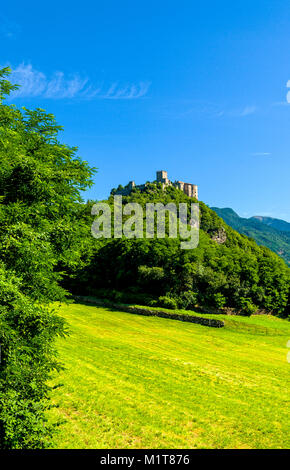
[0,67,95,448]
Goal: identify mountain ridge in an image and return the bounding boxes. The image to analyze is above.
[251,215,290,232]
[211,207,290,266]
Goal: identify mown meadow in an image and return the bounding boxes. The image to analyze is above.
[49,303,290,449]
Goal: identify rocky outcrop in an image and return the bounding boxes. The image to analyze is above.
[209,227,227,244]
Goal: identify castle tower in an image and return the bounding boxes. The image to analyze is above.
[156,170,169,184]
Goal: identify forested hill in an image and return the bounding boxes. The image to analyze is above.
[211,207,290,267]
[251,215,290,232]
[70,184,290,317]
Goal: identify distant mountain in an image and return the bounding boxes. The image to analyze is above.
[211,207,290,267]
[251,216,290,233]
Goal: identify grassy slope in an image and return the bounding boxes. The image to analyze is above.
[48,303,290,449]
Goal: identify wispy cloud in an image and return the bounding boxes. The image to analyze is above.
[251,152,271,157]
[213,105,257,118]
[231,105,257,117]
[159,100,258,120]
[101,81,150,99]
[7,63,150,100]
[9,64,88,99]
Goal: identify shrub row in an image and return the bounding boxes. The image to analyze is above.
[73,296,225,328]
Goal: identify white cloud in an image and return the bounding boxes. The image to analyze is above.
[203,104,258,118]
[102,81,150,99]
[237,105,257,117]
[7,63,150,100]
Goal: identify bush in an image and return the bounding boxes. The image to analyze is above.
[212,292,227,309]
[157,295,178,310]
[138,265,165,282]
[177,290,198,310]
[239,298,258,316]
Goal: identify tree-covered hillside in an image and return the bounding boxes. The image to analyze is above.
[251,215,290,233]
[212,207,290,267]
[67,185,290,318]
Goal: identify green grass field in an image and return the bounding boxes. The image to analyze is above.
[48,303,290,449]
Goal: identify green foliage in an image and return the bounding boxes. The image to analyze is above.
[157,295,178,310]
[176,290,198,310]
[138,265,165,282]
[239,297,258,316]
[0,262,66,448]
[0,67,18,102]
[211,292,227,309]
[0,68,95,448]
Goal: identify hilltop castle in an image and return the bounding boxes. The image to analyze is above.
[112,170,198,200]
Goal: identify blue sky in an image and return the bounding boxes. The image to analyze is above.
[1,0,290,221]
